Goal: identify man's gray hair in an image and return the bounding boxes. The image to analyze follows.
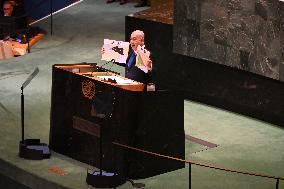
[131,30,145,39]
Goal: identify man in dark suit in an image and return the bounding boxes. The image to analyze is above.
[1,0,27,29]
[124,30,152,84]
[2,0,14,16]
[101,30,153,84]
[1,0,25,16]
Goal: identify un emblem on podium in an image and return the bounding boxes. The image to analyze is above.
[82,80,96,99]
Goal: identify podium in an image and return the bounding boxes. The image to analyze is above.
[49,63,185,179]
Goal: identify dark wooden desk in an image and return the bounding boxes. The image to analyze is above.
[11,33,44,56]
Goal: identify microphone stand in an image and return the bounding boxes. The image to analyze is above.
[86,122,125,188]
[50,0,53,35]
[21,86,24,142]
[19,67,51,160]
[85,63,125,188]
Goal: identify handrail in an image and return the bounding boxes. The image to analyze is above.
[113,142,284,181]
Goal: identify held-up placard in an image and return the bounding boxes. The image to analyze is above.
[101,39,129,63]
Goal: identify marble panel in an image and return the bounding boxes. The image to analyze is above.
[174,0,284,82]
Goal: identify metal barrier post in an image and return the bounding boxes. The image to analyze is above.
[189,162,191,189]
[50,0,53,35]
[276,178,279,189]
[26,26,30,53]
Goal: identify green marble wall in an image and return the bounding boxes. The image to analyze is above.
[174,0,284,82]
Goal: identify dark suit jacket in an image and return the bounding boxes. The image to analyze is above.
[1,0,27,30]
[115,48,153,84]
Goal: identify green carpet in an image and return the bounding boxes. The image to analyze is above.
[0,0,283,189]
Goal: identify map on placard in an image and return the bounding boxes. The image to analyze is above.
[101,39,129,63]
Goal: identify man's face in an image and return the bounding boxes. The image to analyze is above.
[3,3,13,16]
[130,33,144,51]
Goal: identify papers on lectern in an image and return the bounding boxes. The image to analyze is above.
[0,40,13,60]
[101,39,129,63]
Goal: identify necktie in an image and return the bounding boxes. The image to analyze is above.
[128,51,136,68]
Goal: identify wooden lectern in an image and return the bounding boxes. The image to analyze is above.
[49,63,185,179]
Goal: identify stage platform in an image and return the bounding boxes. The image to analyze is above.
[0,151,92,189]
[0,1,283,189]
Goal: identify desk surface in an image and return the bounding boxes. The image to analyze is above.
[10,33,44,56]
[55,64,145,91]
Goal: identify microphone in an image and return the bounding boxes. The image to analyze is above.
[21,67,39,91]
